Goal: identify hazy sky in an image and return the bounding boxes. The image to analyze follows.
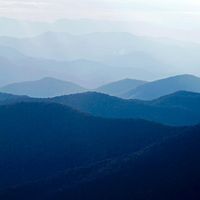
[1,0,200,26]
[1,0,200,42]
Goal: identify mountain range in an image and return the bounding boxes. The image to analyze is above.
[0,100,199,200]
[0,32,157,61]
[1,89,200,126]
[2,74,200,100]
[124,74,200,100]
[0,18,161,38]
[0,77,86,98]
[0,101,179,190]
[0,88,200,199]
[2,123,198,200]
[2,17,200,200]
[96,78,147,97]
[51,91,200,126]
[1,31,200,82]
[0,45,150,88]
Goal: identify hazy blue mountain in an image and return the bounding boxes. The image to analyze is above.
[0,77,86,98]
[0,46,151,88]
[0,18,155,38]
[125,74,200,100]
[0,102,178,190]
[0,32,171,80]
[0,32,158,61]
[5,124,199,200]
[103,52,168,79]
[96,78,147,97]
[61,59,141,88]
[0,47,62,86]
[1,17,200,44]
[51,91,200,126]
[0,56,35,86]
[0,45,28,61]
[1,32,200,79]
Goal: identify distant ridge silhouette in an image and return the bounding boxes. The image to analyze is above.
[1,89,200,126]
[0,77,86,98]
[124,74,200,100]
[96,78,147,97]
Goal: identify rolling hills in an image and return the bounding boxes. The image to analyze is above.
[0,101,179,190]
[0,77,86,98]
[52,91,200,126]
[1,122,199,200]
[1,90,200,126]
[124,74,200,100]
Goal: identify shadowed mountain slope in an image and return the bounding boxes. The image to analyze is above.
[0,102,180,190]
[52,91,200,126]
[1,90,200,126]
[1,124,200,200]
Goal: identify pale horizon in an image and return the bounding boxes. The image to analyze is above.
[1,0,200,43]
